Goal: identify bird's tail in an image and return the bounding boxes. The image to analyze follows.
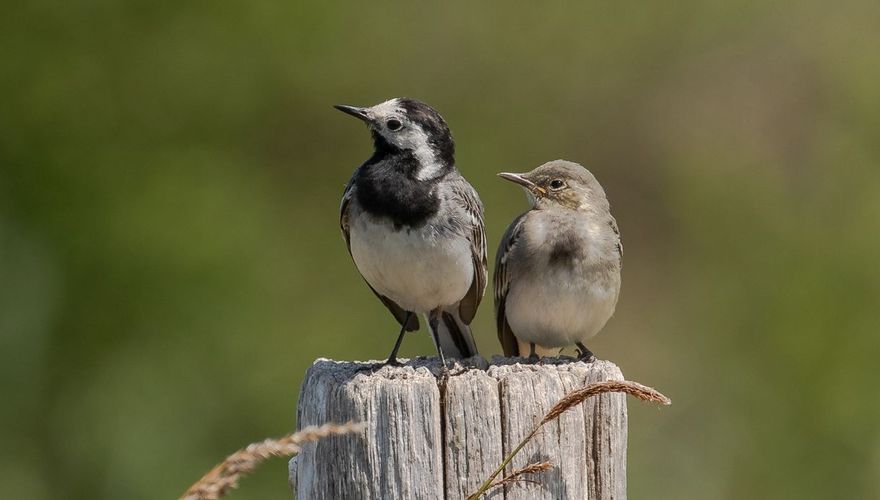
[426,308,479,359]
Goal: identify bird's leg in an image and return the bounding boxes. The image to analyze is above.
[383,312,413,367]
[428,309,450,378]
[575,342,597,362]
[528,343,539,363]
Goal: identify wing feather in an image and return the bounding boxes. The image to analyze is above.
[448,176,487,325]
[494,213,527,357]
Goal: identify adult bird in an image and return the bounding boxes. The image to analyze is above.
[335,98,486,368]
[494,160,622,361]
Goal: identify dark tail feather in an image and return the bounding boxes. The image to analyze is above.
[427,310,479,358]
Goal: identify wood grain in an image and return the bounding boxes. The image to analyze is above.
[292,357,626,499]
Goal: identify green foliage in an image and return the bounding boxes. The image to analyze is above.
[2,1,879,498]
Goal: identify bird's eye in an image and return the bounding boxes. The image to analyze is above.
[386,119,403,131]
[549,179,566,190]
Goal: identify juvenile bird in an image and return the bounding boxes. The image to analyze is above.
[335,98,486,368]
[494,160,622,361]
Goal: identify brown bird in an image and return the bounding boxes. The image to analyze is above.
[494,160,622,360]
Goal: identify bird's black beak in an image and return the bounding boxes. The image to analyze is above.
[498,172,546,195]
[333,104,371,123]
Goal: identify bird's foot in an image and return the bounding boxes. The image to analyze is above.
[575,343,597,363]
[383,357,404,368]
[353,357,402,374]
[437,363,451,382]
[354,363,381,374]
[448,364,470,377]
[527,342,539,363]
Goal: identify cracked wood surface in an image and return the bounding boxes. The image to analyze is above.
[291,357,626,499]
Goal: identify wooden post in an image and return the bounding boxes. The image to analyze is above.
[290,357,627,499]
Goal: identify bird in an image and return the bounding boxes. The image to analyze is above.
[335,98,487,369]
[494,160,622,361]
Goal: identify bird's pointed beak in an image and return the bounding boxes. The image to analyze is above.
[498,172,546,195]
[333,104,371,123]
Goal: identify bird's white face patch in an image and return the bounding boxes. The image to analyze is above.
[367,99,444,181]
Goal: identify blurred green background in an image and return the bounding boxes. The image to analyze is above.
[2,1,879,498]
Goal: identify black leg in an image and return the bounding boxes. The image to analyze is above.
[575,342,596,362]
[528,342,539,362]
[428,309,450,376]
[384,312,412,367]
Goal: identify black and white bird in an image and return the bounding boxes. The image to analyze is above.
[494,160,622,361]
[335,98,487,368]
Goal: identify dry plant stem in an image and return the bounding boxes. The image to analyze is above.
[488,460,554,491]
[181,422,363,500]
[467,379,670,500]
[541,379,670,425]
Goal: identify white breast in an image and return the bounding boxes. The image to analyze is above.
[505,270,619,347]
[349,214,473,314]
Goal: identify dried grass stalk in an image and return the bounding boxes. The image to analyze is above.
[487,460,554,490]
[467,379,670,499]
[181,421,363,500]
[541,380,670,425]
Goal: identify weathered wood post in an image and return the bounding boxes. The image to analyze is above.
[290,357,627,499]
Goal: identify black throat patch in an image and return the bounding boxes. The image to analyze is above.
[355,147,446,230]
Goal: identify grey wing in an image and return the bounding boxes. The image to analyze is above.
[608,215,623,259]
[494,213,527,357]
[340,178,419,331]
[449,175,487,324]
